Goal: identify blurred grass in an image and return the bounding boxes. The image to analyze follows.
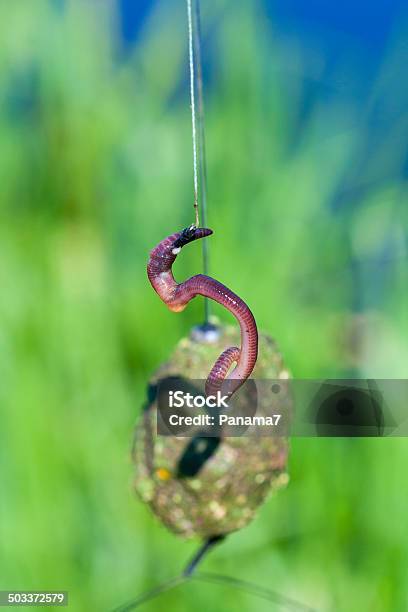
[0,1,407,611]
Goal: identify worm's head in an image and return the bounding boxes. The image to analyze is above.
[171,225,213,254]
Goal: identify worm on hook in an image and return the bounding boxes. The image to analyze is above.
[147,225,258,398]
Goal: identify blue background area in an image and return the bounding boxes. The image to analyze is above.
[119,0,405,98]
[118,0,153,43]
[117,0,408,187]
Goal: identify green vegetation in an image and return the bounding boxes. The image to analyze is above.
[0,1,407,610]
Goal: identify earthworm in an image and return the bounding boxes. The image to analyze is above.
[147,225,258,398]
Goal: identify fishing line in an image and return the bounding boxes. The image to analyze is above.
[193,0,211,324]
[186,0,199,228]
[113,537,315,612]
[194,573,317,612]
[112,572,316,612]
[112,576,188,612]
[186,0,211,324]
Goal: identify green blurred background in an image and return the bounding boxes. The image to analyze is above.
[0,1,407,610]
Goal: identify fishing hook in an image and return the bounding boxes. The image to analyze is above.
[147,225,258,398]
